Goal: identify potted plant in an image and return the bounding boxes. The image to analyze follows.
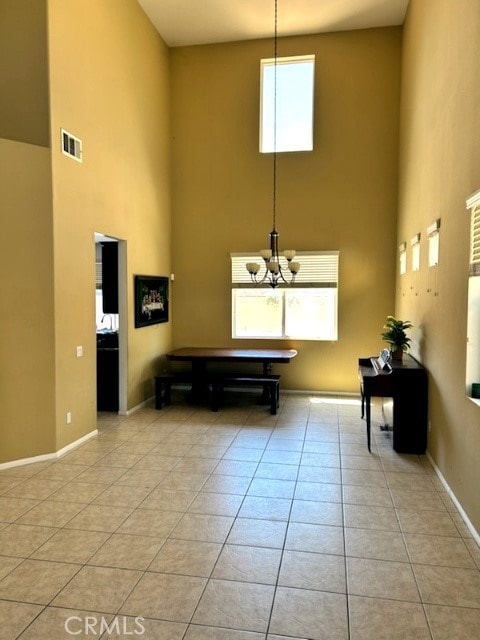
[381,316,412,361]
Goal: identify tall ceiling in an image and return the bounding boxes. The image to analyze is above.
[137,0,409,47]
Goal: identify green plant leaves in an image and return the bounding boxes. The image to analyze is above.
[381,316,412,351]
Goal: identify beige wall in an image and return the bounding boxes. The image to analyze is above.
[398,0,480,532]
[0,0,172,462]
[47,0,172,449]
[0,0,50,147]
[170,28,402,392]
[0,139,55,462]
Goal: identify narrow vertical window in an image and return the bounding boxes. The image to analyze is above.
[260,55,315,153]
[427,219,441,267]
[466,189,480,401]
[399,242,407,275]
[411,234,421,272]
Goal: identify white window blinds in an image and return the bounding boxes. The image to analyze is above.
[470,205,480,275]
[231,251,339,286]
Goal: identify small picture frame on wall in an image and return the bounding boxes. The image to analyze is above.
[134,275,169,328]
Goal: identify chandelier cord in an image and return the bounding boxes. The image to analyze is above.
[272,0,278,233]
[245,0,299,288]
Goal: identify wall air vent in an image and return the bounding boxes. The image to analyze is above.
[61,128,82,162]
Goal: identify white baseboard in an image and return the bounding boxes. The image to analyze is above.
[169,385,358,397]
[426,451,480,546]
[283,389,358,397]
[118,395,155,416]
[0,429,98,470]
[56,430,98,458]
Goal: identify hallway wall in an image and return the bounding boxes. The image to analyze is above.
[397,0,480,533]
[0,139,55,461]
[0,0,49,147]
[47,0,173,449]
[0,0,173,463]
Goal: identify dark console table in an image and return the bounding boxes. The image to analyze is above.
[358,353,428,454]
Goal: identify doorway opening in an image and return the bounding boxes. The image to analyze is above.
[94,233,127,413]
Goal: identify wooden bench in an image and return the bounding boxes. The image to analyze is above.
[210,373,280,415]
[154,372,193,409]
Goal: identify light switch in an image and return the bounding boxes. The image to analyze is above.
[76,346,83,357]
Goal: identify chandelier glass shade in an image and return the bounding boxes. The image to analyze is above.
[246,0,300,289]
[246,230,300,288]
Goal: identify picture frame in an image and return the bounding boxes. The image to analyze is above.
[134,275,169,328]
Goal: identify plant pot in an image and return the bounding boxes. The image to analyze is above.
[391,347,403,361]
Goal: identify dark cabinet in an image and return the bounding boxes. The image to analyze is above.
[359,354,428,454]
[96,347,119,411]
[101,242,118,313]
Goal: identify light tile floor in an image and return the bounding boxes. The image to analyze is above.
[0,392,479,639]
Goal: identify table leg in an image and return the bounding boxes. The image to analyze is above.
[188,361,210,404]
[258,362,272,405]
[365,395,371,452]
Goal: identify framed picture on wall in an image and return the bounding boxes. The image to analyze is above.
[134,275,169,328]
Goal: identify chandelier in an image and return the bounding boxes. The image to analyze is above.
[246,0,300,289]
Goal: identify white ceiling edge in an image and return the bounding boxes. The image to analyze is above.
[137,0,409,48]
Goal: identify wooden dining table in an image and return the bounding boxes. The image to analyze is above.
[166,347,298,404]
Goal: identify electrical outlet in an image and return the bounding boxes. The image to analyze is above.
[76,346,83,357]
[66,412,72,424]
[428,420,432,432]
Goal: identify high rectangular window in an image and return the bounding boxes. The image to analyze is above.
[260,55,315,153]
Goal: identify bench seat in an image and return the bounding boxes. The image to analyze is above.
[154,372,192,409]
[211,373,280,415]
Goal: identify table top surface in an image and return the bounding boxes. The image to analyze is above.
[359,353,425,375]
[166,347,298,362]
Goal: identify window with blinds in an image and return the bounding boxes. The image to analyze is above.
[231,251,339,340]
[427,219,441,268]
[466,189,480,402]
[470,204,480,276]
[411,233,421,272]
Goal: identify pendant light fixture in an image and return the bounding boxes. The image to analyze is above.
[246,0,300,288]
